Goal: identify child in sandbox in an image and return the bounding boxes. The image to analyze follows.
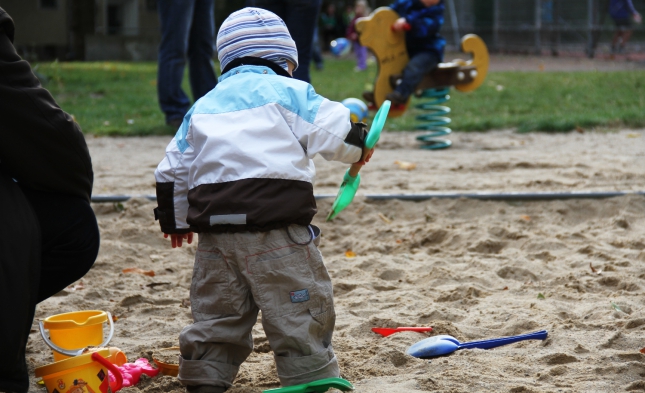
[383,0,446,105]
[152,8,374,393]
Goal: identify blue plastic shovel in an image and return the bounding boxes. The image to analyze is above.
[406,330,548,358]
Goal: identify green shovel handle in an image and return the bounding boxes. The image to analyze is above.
[326,100,391,221]
[365,100,390,149]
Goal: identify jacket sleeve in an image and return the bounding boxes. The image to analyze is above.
[0,8,93,202]
[288,84,364,165]
[153,111,196,234]
[405,6,443,38]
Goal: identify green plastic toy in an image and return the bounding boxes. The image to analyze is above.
[326,100,391,221]
[263,377,354,393]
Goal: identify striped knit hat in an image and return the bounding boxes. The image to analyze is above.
[217,7,298,73]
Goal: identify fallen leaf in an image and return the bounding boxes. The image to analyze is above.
[345,250,357,258]
[396,239,403,244]
[378,213,392,223]
[640,347,645,354]
[627,133,640,138]
[537,293,545,299]
[589,262,596,273]
[111,315,120,322]
[67,281,85,291]
[503,286,509,290]
[520,215,531,221]
[575,126,585,134]
[394,160,417,170]
[123,268,155,277]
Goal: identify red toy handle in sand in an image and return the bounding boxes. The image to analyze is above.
[92,352,123,392]
[372,327,433,337]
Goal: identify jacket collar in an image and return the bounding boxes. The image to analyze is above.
[221,56,292,78]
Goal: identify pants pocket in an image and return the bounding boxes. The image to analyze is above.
[247,245,320,318]
[191,247,234,315]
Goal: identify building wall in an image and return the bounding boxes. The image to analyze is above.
[0,0,69,46]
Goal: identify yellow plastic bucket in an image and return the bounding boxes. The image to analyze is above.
[39,310,114,361]
[35,349,123,393]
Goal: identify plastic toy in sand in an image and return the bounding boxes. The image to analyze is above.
[263,377,354,392]
[108,358,160,390]
[407,330,548,358]
[372,326,433,337]
[355,7,489,149]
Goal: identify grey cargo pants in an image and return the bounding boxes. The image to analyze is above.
[178,225,339,389]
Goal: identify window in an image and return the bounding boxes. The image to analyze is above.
[39,0,58,9]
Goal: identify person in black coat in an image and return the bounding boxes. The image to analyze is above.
[0,7,100,392]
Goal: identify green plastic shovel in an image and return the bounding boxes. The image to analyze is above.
[263,377,354,393]
[326,100,391,221]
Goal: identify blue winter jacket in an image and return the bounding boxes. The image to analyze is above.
[609,0,638,20]
[390,0,446,59]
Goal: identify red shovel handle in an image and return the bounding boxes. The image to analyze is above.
[91,352,123,392]
[372,327,433,337]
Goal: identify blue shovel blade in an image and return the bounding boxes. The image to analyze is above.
[406,335,460,358]
[407,330,548,358]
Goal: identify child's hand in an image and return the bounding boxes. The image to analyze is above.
[356,146,375,165]
[635,13,642,24]
[164,232,193,248]
[392,17,410,32]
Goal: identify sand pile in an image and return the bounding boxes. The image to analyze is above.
[28,129,645,393]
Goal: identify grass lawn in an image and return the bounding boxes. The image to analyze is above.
[34,58,645,136]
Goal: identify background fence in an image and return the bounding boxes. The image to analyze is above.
[362,0,645,57]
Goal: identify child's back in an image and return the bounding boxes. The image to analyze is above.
[153,8,372,393]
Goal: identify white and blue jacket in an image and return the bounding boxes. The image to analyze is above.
[154,57,366,234]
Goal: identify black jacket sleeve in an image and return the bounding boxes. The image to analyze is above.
[0,8,93,202]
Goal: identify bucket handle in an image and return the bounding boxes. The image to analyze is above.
[39,311,115,357]
[92,352,123,392]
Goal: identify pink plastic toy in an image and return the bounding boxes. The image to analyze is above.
[109,358,160,389]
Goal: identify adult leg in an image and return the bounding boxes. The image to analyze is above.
[187,0,217,101]
[355,43,367,71]
[283,0,322,82]
[158,0,196,125]
[19,188,99,301]
[0,175,40,393]
[179,233,258,392]
[248,0,322,82]
[389,51,441,102]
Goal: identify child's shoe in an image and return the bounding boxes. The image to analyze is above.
[385,90,408,105]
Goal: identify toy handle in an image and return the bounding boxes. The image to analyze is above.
[349,100,391,178]
[458,330,548,350]
[92,352,123,392]
[39,311,115,357]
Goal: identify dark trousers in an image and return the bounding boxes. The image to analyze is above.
[157,0,218,123]
[0,175,99,393]
[246,0,322,83]
[395,51,441,99]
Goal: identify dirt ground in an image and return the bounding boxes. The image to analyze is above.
[27,55,645,393]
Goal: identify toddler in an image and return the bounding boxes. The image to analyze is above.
[153,7,373,393]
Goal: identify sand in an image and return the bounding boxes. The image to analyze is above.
[26,54,645,392]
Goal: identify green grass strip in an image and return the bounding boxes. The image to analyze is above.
[34,58,645,136]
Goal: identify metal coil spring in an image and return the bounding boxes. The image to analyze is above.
[415,87,452,150]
